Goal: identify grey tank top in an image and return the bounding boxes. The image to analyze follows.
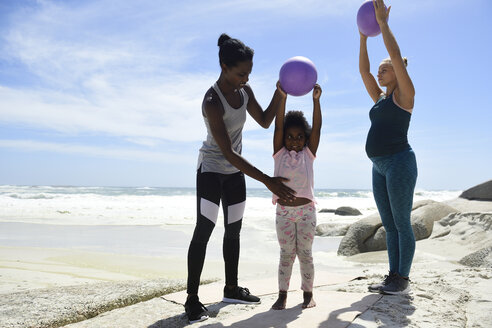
[197,83,248,174]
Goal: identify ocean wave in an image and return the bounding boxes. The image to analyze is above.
[0,185,196,197]
[316,190,373,198]
[7,193,54,200]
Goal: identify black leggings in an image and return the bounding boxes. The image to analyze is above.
[187,168,246,294]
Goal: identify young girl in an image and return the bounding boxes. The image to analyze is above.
[271,82,322,310]
[359,0,417,295]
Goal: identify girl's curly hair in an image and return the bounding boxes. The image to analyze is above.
[284,110,312,142]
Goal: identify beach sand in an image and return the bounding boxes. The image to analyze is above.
[1,198,491,327]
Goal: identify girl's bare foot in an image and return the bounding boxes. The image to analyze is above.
[302,291,316,308]
[271,291,287,310]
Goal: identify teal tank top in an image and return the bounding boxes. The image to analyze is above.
[365,93,411,158]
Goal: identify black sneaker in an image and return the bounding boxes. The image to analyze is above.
[380,275,410,295]
[368,271,397,293]
[222,286,261,304]
[184,295,208,324]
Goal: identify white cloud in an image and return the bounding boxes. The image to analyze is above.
[0,139,194,163]
[0,70,213,142]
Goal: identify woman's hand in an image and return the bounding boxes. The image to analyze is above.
[312,84,322,100]
[264,176,296,202]
[373,0,391,26]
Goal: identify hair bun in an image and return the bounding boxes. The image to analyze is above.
[217,33,254,67]
[218,33,231,47]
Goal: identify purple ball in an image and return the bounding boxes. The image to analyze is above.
[357,0,387,37]
[279,56,317,97]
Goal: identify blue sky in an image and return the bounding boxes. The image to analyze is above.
[0,0,491,190]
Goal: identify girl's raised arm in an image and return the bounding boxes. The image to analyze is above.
[273,82,287,155]
[308,84,322,156]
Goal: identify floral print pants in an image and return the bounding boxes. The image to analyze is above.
[275,202,316,292]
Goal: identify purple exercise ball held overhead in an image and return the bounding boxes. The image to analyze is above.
[357,0,388,37]
[279,56,317,97]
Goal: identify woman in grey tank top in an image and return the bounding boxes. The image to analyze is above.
[184,33,296,324]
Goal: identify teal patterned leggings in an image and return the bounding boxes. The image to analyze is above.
[370,148,418,277]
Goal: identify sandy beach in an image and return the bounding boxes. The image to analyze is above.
[1,196,491,327]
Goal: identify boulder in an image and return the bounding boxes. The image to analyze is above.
[318,208,336,213]
[337,200,458,256]
[460,180,492,201]
[459,246,492,268]
[315,223,350,237]
[337,213,382,256]
[334,206,362,216]
[411,199,438,210]
[408,201,458,240]
[432,212,492,236]
[431,212,492,267]
[443,198,492,212]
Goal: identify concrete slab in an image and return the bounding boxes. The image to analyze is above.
[205,290,381,328]
[163,271,355,305]
[62,272,381,328]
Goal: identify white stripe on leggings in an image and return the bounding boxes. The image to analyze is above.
[227,201,245,224]
[200,198,219,224]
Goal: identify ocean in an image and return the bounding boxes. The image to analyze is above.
[0,185,461,226]
[0,185,462,261]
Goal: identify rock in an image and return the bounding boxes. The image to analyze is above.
[460,180,492,201]
[334,206,362,216]
[337,200,458,256]
[432,212,492,265]
[0,278,190,328]
[411,199,438,210]
[443,198,492,212]
[434,212,492,232]
[362,226,387,252]
[318,208,336,213]
[337,213,382,256]
[459,246,492,268]
[408,201,458,240]
[315,223,350,237]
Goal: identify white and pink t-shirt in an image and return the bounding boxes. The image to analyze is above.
[272,146,316,204]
